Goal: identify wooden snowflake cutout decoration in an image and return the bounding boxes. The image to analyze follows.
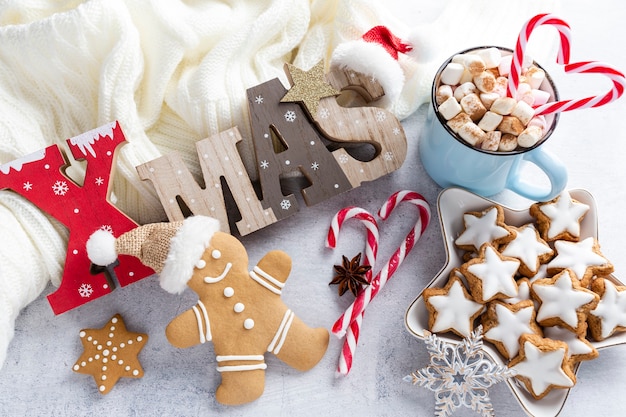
[404,326,516,417]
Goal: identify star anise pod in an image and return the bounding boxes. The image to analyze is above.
[329,253,371,297]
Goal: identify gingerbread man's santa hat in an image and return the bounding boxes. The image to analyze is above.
[330,25,428,108]
[86,216,221,295]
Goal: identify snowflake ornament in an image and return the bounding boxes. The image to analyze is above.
[52,180,69,196]
[284,110,296,122]
[78,283,94,298]
[404,326,516,417]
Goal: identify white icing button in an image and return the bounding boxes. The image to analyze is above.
[212,250,221,259]
[234,303,245,313]
[243,318,255,330]
[195,259,207,269]
[224,287,234,297]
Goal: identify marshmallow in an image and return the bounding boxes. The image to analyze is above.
[451,54,466,64]
[490,97,517,115]
[454,82,477,101]
[525,66,546,89]
[458,122,487,146]
[440,62,465,85]
[528,115,547,130]
[531,88,551,106]
[436,84,454,105]
[480,131,502,151]
[437,96,462,120]
[511,100,534,126]
[460,93,487,122]
[480,92,500,110]
[517,125,544,148]
[498,53,533,76]
[473,71,496,93]
[497,116,525,135]
[446,112,472,133]
[477,111,504,132]
[459,69,474,84]
[463,54,486,75]
[498,133,519,151]
[515,82,532,102]
[476,47,502,69]
[493,77,508,96]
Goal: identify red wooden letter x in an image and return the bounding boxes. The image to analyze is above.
[0,121,153,314]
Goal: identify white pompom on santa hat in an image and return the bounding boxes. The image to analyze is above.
[86,216,221,295]
[330,25,422,108]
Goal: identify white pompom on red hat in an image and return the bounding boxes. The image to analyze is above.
[86,216,221,295]
[330,26,413,107]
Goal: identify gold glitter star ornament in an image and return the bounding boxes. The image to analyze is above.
[280,60,340,117]
[72,314,148,394]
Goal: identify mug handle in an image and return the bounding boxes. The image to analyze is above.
[506,147,568,201]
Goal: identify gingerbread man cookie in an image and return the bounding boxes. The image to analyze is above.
[87,216,329,405]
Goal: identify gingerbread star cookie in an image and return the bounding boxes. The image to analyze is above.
[588,278,626,341]
[509,334,576,400]
[461,243,520,303]
[530,190,590,242]
[73,314,148,394]
[454,205,514,253]
[423,271,484,338]
[482,300,542,359]
[531,269,599,334]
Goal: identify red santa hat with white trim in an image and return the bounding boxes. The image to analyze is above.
[330,25,423,108]
[86,216,221,295]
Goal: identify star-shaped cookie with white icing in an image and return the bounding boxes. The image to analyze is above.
[73,314,148,394]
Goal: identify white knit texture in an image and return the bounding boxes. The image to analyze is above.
[0,0,556,368]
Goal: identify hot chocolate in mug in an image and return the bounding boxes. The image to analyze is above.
[419,46,567,201]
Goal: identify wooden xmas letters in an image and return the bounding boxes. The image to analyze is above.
[0,62,407,313]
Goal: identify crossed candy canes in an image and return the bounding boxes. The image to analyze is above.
[326,190,431,375]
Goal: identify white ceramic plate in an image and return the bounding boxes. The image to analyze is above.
[405,187,626,417]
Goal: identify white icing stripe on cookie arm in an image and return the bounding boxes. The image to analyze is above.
[192,306,206,344]
[196,300,212,342]
[267,310,294,354]
[249,267,283,295]
[216,355,267,372]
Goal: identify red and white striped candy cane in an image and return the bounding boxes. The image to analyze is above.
[326,206,379,375]
[507,13,571,99]
[332,191,431,338]
[533,61,626,116]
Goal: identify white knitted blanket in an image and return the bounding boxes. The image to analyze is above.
[0,0,555,368]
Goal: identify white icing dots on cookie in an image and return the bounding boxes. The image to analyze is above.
[72,314,148,395]
[243,318,255,330]
[234,303,245,313]
[223,287,234,297]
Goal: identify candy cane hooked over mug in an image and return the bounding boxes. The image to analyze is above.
[330,191,431,352]
[326,206,379,376]
[507,13,572,99]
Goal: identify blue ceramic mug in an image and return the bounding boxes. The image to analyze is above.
[419,47,567,201]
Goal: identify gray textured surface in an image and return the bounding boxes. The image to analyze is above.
[2,1,626,416]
